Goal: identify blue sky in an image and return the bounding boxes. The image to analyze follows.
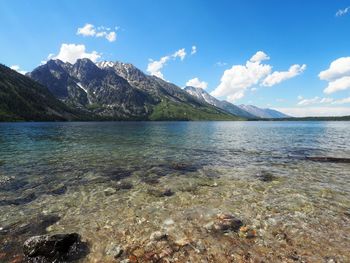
[1,0,350,116]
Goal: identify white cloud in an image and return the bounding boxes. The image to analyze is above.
[332,97,350,104]
[250,51,270,63]
[172,48,186,60]
[191,46,197,55]
[51,43,101,64]
[211,51,305,102]
[146,56,170,79]
[10,65,27,74]
[215,61,228,67]
[186,77,208,89]
[211,51,272,101]
[262,64,306,87]
[276,107,350,117]
[336,6,350,17]
[319,57,350,81]
[324,76,350,94]
[296,95,350,106]
[319,57,350,94]
[105,31,116,42]
[147,48,187,79]
[77,23,117,42]
[297,96,333,106]
[77,23,96,36]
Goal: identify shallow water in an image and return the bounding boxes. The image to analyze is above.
[0,121,349,262]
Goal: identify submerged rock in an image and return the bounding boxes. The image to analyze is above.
[0,214,61,237]
[23,233,88,262]
[48,184,67,195]
[256,171,277,182]
[116,181,133,191]
[306,156,350,163]
[208,213,243,233]
[147,188,174,197]
[140,176,160,185]
[0,192,36,206]
[171,162,198,172]
[104,168,133,181]
[0,215,62,262]
[0,177,28,191]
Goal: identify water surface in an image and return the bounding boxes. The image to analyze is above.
[0,121,349,262]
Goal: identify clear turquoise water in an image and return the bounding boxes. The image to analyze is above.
[0,121,349,262]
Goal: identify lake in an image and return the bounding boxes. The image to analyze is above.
[0,121,349,262]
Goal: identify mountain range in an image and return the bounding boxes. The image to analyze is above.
[184,86,289,119]
[0,59,289,121]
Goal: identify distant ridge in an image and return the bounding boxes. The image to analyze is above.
[184,86,256,118]
[184,86,289,119]
[238,104,289,119]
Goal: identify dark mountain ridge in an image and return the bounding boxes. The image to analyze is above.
[26,59,241,121]
[0,64,84,121]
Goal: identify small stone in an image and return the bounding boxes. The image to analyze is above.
[324,256,338,263]
[158,247,173,258]
[239,226,257,238]
[288,251,301,261]
[204,222,214,230]
[104,187,116,196]
[150,231,168,241]
[144,252,159,261]
[128,255,138,263]
[163,218,175,226]
[105,243,123,258]
[175,237,191,247]
[132,247,144,258]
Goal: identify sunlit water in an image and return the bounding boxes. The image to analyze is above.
[0,121,349,262]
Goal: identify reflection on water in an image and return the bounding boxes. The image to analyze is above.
[0,121,349,262]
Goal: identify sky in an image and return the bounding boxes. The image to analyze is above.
[1,0,350,117]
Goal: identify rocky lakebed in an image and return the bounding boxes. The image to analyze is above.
[0,121,349,262]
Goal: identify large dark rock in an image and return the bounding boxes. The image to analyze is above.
[23,233,89,262]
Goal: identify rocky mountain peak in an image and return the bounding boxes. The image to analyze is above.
[71,58,103,82]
